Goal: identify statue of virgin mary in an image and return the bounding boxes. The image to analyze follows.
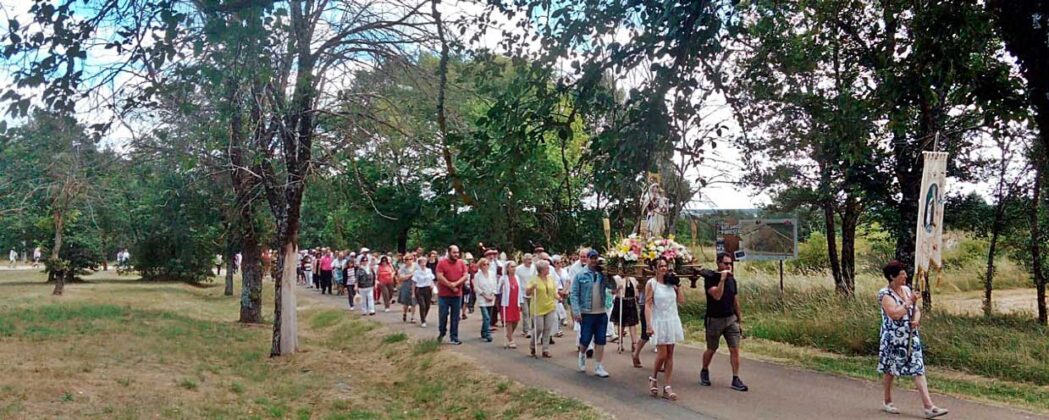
[640,182,669,237]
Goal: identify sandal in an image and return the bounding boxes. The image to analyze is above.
[648,377,659,397]
[632,355,643,368]
[662,385,677,401]
[542,351,552,358]
[508,342,517,349]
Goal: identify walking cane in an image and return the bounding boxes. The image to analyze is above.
[531,287,539,359]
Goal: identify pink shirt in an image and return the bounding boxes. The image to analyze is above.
[319,255,333,271]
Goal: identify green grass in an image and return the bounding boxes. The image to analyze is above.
[682,283,1049,384]
[0,270,600,419]
[679,281,1049,413]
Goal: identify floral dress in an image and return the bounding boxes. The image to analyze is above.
[876,286,925,377]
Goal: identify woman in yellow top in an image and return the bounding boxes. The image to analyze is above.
[526,259,559,358]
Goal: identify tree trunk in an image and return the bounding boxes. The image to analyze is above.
[397,227,409,254]
[839,195,860,296]
[823,200,844,292]
[431,0,471,206]
[239,237,263,324]
[51,209,66,296]
[271,242,299,356]
[225,257,235,296]
[1031,161,1046,325]
[984,192,1009,316]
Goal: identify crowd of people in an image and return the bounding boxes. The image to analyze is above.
[288,243,761,403]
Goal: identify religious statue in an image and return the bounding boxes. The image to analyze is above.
[640,181,669,238]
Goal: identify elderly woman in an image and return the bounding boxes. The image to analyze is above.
[878,261,948,418]
[526,259,559,358]
[499,261,524,349]
[474,258,498,342]
[355,255,377,316]
[398,254,418,323]
[376,256,396,312]
[413,255,436,327]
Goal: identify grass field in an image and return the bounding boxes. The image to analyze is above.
[0,269,599,419]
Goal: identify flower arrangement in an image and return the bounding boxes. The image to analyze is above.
[607,234,694,269]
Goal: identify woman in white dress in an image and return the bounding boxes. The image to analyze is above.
[645,257,685,400]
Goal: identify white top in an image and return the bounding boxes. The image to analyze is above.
[567,261,586,281]
[646,278,685,345]
[500,274,525,307]
[412,266,435,288]
[555,267,570,289]
[9,250,17,260]
[517,264,536,291]
[474,271,498,307]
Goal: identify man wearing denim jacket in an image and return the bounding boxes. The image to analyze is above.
[570,249,615,378]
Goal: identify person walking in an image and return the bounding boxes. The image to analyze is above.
[398,254,418,323]
[552,255,570,337]
[526,259,559,358]
[302,253,313,288]
[700,253,748,391]
[435,245,468,345]
[345,255,358,310]
[878,261,949,418]
[570,249,615,378]
[518,253,537,338]
[499,261,523,349]
[645,258,685,400]
[355,255,377,316]
[413,254,436,327]
[8,248,18,268]
[612,275,641,354]
[377,256,396,312]
[474,258,498,342]
[333,251,346,295]
[483,248,501,331]
[318,250,334,295]
[32,247,41,268]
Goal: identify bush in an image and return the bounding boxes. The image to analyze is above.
[134,227,216,282]
[786,232,830,274]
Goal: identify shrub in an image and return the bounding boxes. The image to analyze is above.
[787,232,830,274]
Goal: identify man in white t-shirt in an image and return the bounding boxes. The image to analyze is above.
[8,248,17,268]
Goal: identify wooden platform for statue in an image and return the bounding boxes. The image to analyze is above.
[605,264,707,289]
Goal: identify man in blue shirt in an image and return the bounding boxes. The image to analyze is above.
[570,249,616,378]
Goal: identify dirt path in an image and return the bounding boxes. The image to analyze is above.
[939,288,1038,316]
[298,288,1044,420]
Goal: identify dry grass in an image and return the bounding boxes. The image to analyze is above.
[0,269,599,419]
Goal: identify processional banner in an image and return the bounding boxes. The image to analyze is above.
[914,152,948,275]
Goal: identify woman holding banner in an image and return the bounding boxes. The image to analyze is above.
[877,261,948,418]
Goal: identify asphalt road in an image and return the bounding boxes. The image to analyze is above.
[299,288,1044,420]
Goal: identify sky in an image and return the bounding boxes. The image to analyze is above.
[0,0,1002,212]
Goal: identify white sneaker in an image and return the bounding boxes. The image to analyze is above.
[923,407,948,419]
[594,364,610,378]
[882,403,900,415]
[577,352,586,372]
[421,322,427,327]
[384,308,390,313]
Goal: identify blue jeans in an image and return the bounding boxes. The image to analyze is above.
[579,313,609,348]
[438,296,462,342]
[480,306,492,339]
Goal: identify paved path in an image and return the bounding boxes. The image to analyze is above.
[298,288,1044,420]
